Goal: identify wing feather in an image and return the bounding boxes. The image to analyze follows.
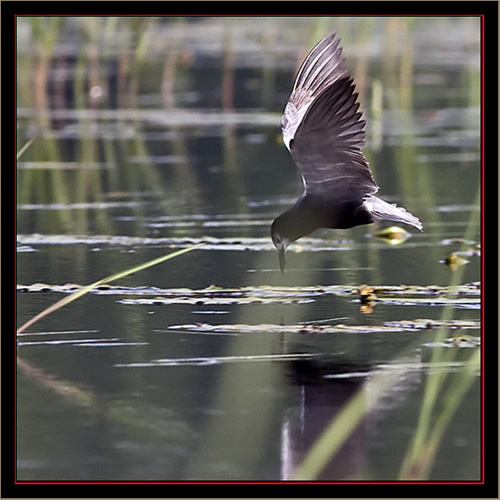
[281,34,378,203]
[281,34,349,150]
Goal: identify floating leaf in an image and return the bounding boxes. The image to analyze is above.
[115,352,321,368]
[358,286,377,303]
[18,281,481,310]
[423,335,481,348]
[374,226,411,245]
[441,251,469,271]
[358,286,377,314]
[165,319,480,336]
[376,296,479,309]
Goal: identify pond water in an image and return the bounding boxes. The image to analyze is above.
[16,17,482,482]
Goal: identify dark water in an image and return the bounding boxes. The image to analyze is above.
[16,17,481,481]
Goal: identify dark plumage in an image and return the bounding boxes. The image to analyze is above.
[271,33,422,272]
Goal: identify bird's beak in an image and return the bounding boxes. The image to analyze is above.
[279,248,286,273]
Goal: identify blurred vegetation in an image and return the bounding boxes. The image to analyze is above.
[17,16,480,230]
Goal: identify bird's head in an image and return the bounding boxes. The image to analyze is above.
[271,219,290,273]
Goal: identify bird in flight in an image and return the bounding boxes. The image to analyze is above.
[271,33,423,272]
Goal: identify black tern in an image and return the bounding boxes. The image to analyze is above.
[271,33,423,272]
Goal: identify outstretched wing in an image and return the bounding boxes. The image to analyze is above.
[281,34,378,204]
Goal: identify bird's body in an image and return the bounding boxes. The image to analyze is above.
[271,33,422,271]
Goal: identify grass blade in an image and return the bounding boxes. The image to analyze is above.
[16,136,37,160]
[16,243,205,334]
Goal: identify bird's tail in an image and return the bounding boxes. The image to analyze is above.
[364,195,423,231]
